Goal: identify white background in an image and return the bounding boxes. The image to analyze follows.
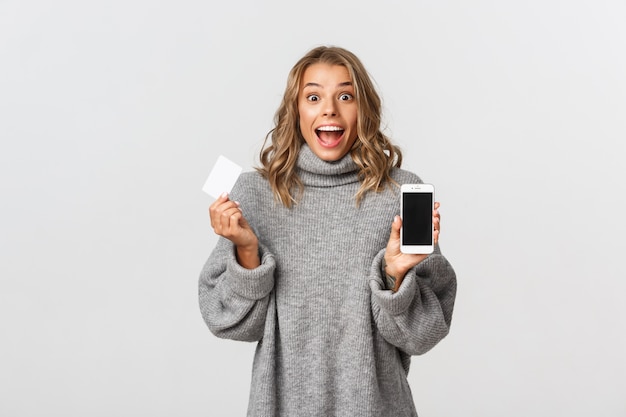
[1,0,625,416]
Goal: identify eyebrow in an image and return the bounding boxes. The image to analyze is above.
[303,81,353,89]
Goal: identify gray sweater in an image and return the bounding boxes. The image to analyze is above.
[199,144,457,417]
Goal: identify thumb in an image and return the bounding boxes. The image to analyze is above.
[389,215,402,242]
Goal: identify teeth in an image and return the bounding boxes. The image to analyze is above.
[316,126,343,131]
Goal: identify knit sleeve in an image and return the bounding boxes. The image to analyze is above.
[368,246,457,355]
[198,237,276,342]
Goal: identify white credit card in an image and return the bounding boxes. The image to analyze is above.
[202,155,242,199]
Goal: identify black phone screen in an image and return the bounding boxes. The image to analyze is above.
[402,192,433,245]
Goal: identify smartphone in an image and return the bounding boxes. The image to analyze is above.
[400,183,435,254]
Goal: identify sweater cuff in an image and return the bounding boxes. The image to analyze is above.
[225,243,276,300]
[369,251,417,315]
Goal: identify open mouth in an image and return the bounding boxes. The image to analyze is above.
[315,125,345,146]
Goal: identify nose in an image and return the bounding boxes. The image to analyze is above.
[323,100,337,117]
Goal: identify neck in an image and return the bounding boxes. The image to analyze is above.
[296,144,360,187]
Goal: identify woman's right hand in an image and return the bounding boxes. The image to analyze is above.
[209,192,260,269]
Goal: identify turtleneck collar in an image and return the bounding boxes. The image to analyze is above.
[296,143,360,187]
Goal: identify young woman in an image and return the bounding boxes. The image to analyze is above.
[199,46,457,417]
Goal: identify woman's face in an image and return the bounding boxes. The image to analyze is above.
[298,63,358,161]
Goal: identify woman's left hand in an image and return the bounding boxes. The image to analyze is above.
[383,202,441,291]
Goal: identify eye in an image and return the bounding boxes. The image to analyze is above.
[339,93,353,101]
[307,94,320,102]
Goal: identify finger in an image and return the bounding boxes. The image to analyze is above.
[209,192,230,211]
[433,201,441,221]
[433,202,441,232]
[219,207,242,233]
[209,199,238,229]
[433,215,441,234]
[388,215,401,242]
[209,192,230,219]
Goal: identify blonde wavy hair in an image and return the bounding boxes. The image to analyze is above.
[257,46,403,207]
